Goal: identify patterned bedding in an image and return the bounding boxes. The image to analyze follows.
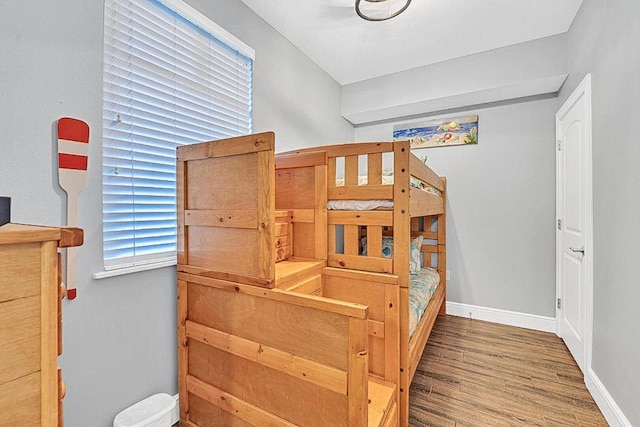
[409,266,441,339]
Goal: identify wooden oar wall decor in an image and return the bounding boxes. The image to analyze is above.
[57,117,89,300]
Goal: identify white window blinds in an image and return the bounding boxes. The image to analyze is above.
[102,0,253,270]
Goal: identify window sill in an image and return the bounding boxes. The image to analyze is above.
[93,259,177,279]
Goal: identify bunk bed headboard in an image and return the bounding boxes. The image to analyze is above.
[176,132,277,287]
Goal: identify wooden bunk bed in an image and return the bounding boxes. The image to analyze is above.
[176,132,446,427]
[281,140,447,426]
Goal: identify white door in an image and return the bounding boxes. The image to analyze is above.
[556,74,593,374]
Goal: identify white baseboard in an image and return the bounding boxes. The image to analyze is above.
[446,301,556,333]
[171,393,180,424]
[585,369,633,427]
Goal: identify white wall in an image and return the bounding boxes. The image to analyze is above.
[0,1,352,426]
[560,1,640,424]
[355,97,558,318]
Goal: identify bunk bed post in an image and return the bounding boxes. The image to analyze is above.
[438,177,447,316]
[176,159,187,265]
[257,149,276,279]
[315,163,328,260]
[177,279,189,421]
[393,140,411,427]
[348,317,369,426]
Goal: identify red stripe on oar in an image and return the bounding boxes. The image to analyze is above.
[58,153,88,171]
[58,117,89,143]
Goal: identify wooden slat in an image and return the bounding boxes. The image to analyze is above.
[285,274,322,295]
[184,209,258,229]
[315,164,328,260]
[328,224,337,256]
[384,282,400,390]
[177,264,272,288]
[412,230,438,240]
[393,141,410,286]
[345,155,359,186]
[292,209,314,223]
[322,267,399,285]
[421,245,439,254]
[328,211,393,226]
[41,240,58,426]
[187,375,297,427]
[186,320,348,395]
[179,271,367,320]
[176,132,274,161]
[328,185,394,200]
[177,279,189,421]
[189,340,349,426]
[187,393,253,427]
[282,142,393,158]
[328,156,337,186]
[275,150,327,169]
[258,150,275,281]
[398,286,410,427]
[348,318,368,426]
[328,253,393,274]
[409,154,445,191]
[344,224,360,256]
[367,225,383,258]
[368,152,383,185]
[438,177,447,316]
[409,188,444,217]
[176,160,187,265]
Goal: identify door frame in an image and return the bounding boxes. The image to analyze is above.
[555,73,594,373]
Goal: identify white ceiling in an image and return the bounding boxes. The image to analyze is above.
[239,0,583,85]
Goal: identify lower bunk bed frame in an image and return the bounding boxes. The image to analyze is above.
[176,132,446,427]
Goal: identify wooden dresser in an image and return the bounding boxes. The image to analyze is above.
[0,223,83,426]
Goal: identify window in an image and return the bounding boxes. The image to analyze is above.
[101,0,253,273]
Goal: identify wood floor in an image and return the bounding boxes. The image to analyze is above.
[409,315,608,426]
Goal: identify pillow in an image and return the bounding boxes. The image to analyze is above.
[410,236,424,274]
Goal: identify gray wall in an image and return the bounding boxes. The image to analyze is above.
[0,1,352,426]
[559,1,640,424]
[355,97,558,318]
[184,0,353,151]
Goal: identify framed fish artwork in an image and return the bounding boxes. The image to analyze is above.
[393,115,479,148]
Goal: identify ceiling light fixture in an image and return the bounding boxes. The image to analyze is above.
[355,0,412,22]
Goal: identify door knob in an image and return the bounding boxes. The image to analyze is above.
[569,246,585,254]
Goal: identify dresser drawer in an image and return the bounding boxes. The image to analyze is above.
[0,296,40,384]
[0,371,41,425]
[0,243,41,303]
